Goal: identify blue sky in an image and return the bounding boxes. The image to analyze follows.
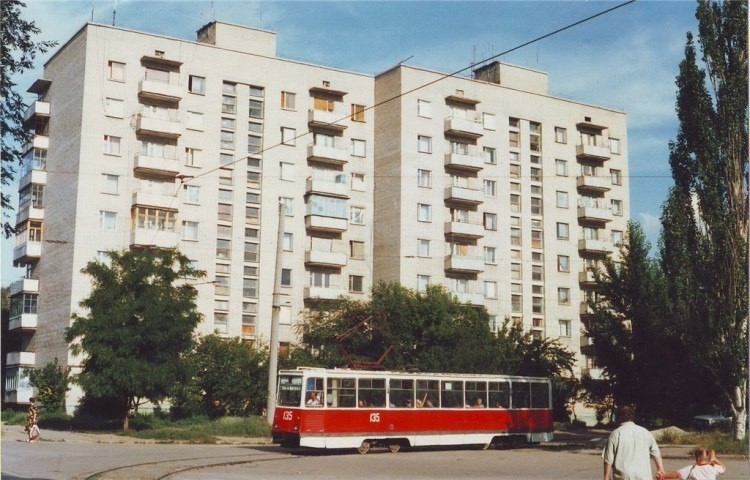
[2,0,700,286]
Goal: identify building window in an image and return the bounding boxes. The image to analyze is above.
[417,99,432,118]
[244,241,259,262]
[281,91,296,110]
[184,111,204,131]
[510,263,522,281]
[509,164,521,179]
[248,99,264,119]
[417,135,432,153]
[104,97,124,117]
[350,104,366,122]
[283,232,293,251]
[280,162,294,181]
[417,238,430,257]
[483,147,496,165]
[417,203,432,222]
[349,275,364,293]
[350,240,365,259]
[530,166,542,182]
[103,135,121,155]
[508,131,520,148]
[102,174,119,195]
[556,191,569,208]
[510,194,521,213]
[187,75,205,94]
[482,112,496,130]
[556,222,569,240]
[281,127,296,146]
[417,274,430,293]
[313,96,335,112]
[558,255,570,273]
[108,60,125,81]
[530,197,543,215]
[611,199,623,216]
[531,229,543,249]
[555,159,568,177]
[182,185,200,204]
[350,206,365,225]
[529,122,542,152]
[182,221,198,240]
[609,137,621,154]
[484,246,496,264]
[511,294,522,313]
[510,227,521,246]
[185,147,200,167]
[221,94,237,115]
[611,229,624,246]
[610,169,622,185]
[220,130,235,150]
[351,139,366,157]
[558,288,570,305]
[99,211,116,231]
[555,126,567,144]
[559,319,572,337]
[484,212,497,231]
[281,268,292,287]
[532,264,543,281]
[532,296,544,314]
[417,169,432,188]
[509,117,520,128]
[483,179,496,197]
[351,173,365,191]
[249,85,264,97]
[483,281,498,299]
[215,238,231,260]
[243,278,258,299]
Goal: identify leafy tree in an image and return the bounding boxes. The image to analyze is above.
[1,0,56,237]
[660,0,747,440]
[172,334,268,418]
[27,359,70,413]
[65,248,205,430]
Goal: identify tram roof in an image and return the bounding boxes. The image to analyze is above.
[278,366,549,382]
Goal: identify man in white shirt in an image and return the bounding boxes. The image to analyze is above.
[603,405,665,480]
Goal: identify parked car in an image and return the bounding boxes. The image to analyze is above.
[693,413,732,431]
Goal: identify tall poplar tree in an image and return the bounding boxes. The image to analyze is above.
[660,0,747,439]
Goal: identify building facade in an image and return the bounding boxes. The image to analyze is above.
[5,22,627,411]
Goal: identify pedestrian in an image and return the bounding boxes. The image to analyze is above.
[602,405,664,480]
[25,397,40,443]
[657,446,726,480]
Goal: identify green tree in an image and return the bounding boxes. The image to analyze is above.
[173,334,268,418]
[1,0,56,237]
[28,359,70,413]
[65,248,204,430]
[660,0,747,440]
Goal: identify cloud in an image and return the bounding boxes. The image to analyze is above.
[636,212,663,250]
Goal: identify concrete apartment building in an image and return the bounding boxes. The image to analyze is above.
[5,21,628,410]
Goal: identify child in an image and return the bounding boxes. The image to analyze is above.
[658,447,726,480]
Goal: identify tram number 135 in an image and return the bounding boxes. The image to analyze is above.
[369,413,380,423]
[282,411,293,421]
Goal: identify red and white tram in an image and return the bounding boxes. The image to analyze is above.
[271,367,553,453]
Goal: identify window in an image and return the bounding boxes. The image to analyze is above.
[309,194,347,219]
[509,164,521,179]
[283,232,293,251]
[483,147,497,165]
[531,229,543,249]
[531,197,543,215]
[349,275,364,293]
[609,138,621,154]
[216,239,231,259]
[509,117,520,128]
[351,173,365,191]
[511,295,522,313]
[417,239,430,257]
[532,264,543,281]
[559,319,572,337]
[558,255,570,272]
[103,135,121,155]
[508,131,520,148]
[108,60,125,81]
[281,268,292,287]
[132,207,176,231]
[99,211,117,231]
[417,99,432,118]
[510,263,522,281]
[350,240,365,259]
[532,296,544,314]
[509,151,520,163]
[220,130,235,150]
[417,274,430,293]
[249,85,264,97]
[510,227,521,246]
[103,174,119,194]
[611,199,623,216]
[556,222,569,240]
[510,194,521,213]
[610,169,622,185]
[417,169,432,188]
[350,104,366,122]
[185,147,200,167]
[484,213,497,231]
[105,97,124,117]
[484,246,496,264]
[182,221,198,240]
[450,140,469,155]
[555,127,567,144]
[482,112,496,130]
[281,127,296,146]
[313,96,335,112]
[530,166,542,182]
[555,159,568,176]
[248,99,264,119]
[483,281,498,299]
[180,184,199,204]
[220,153,234,168]
[188,75,205,94]
[221,94,236,115]
[281,91,296,109]
[248,121,262,134]
[556,191,569,208]
[483,179,496,197]
[244,241,259,262]
[350,206,365,225]
[611,229,624,246]
[243,278,258,299]
[280,162,294,181]
[417,135,432,153]
[351,139,366,157]
[529,122,541,152]
[417,204,432,222]
[558,288,570,305]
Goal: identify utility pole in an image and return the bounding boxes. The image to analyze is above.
[266,202,286,425]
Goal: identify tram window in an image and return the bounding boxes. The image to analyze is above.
[530,382,550,409]
[511,382,531,409]
[358,378,386,407]
[389,379,415,407]
[416,379,439,407]
[278,375,303,407]
[489,381,510,408]
[465,381,487,408]
[305,377,325,407]
[441,380,464,408]
[327,377,356,408]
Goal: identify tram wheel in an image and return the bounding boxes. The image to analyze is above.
[388,443,401,453]
[358,441,371,454]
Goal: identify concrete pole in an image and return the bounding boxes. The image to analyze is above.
[266,202,286,425]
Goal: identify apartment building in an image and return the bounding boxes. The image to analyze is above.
[373,62,629,378]
[5,21,628,410]
[5,22,375,408]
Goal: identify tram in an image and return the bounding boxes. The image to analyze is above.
[271,367,553,453]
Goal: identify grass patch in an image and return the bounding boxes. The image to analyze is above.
[123,415,270,443]
[656,430,748,456]
[1,409,27,425]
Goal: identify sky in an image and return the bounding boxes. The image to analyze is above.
[1,0,701,286]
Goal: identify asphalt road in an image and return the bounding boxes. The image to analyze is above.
[2,426,748,480]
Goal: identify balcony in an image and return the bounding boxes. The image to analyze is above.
[576,175,611,193]
[138,78,182,103]
[308,109,347,132]
[580,301,595,318]
[444,185,484,206]
[6,352,35,367]
[444,116,483,139]
[577,205,613,223]
[307,144,349,166]
[130,228,179,249]
[9,313,38,332]
[13,241,41,265]
[453,292,485,306]
[582,367,604,380]
[578,238,611,254]
[18,169,46,191]
[306,177,349,198]
[10,278,39,296]
[23,134,49,154]
[444,254,484,274]
[578,270,596,285]
[444,152,484,172]
[305,215,348,233]
[133,154,180,177]
[580,335,596,356]
[132,190,175,210]
[304,285,348,301]
[136,115,181,139]
[444,220,484,240]
[22,100,50,129]
[576,143,611,162]
[305,249,347,268]
[15,204,44,225]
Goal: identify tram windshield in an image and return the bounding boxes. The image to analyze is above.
[278,374,303,406]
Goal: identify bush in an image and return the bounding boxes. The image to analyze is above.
[657,431,749,456]
[38,411,73,430]
[1,408,27,425]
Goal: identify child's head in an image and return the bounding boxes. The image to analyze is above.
[691,447,713,463]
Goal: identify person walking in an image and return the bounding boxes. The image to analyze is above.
[602,405,664,480]
[25,397,39,443]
